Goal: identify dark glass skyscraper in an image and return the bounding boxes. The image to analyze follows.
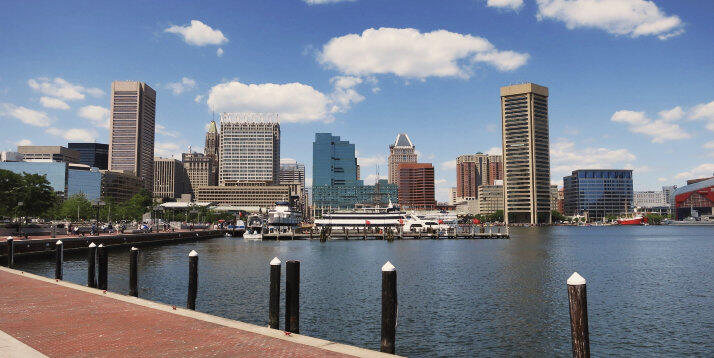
[563,169,634,220]
[68,143,109,169]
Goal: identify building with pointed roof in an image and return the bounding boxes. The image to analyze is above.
[204,120,219,185]
[388,133,417,186]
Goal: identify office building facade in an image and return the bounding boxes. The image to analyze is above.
[153,157,189,199]
[398,163,436,210]
[17,146,79,163]
[456,154,502,199]
[219,113,280,185]
[388,133,417,185]
[477,184,504,214]
[0,161,100,201]
[182,152,215,194]
[673,177,714,219]
[100,170,144,203]
[194,184,291,207]
[563,169,633,220]
[68,143,109,169]
[204,120,220,185]
[108,80,156,192]
[501,83,551,224]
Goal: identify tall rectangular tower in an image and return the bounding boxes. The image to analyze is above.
[219,113,280,185]
[388,133,417,185]
[312,133,359,187]
[456,153,501,199]
[501,83,551,225]
[204,120,220,185]
[108,81,156,192]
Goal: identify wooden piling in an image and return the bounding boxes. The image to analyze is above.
[97,244,108,290]
[54,240,63,280]
[129,247,138,297]
[87,242,97,288]
[187,250,198,310]
[6,237,13,268]
[381,261,397,354]
[269,257,281,329]
[567,272,590,358]
[285,260,300,333]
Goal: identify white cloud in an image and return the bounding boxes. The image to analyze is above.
[165,20,228,46]
[194,95,204,104]
[611,108,690,143]
[207,78,363,123]
[39,97,70,110]
[441,160,457,170]
[536,0,684,40]
[154,142,183,159]
[487,0,524,10]
[28,77,103,101]
[46,127,96,142]
[216,48,224,57]
[703,141,714,150]
[78,105,110,129]
[689,100,714,131]
[1,104,52,127]
[166,77,197,95]
[675,163,714,180]
[358,155,386,167]
[156,123,180,138]
[16,139,32,146]
[304,0,354,4]
[280,158,297,164]
[319,27,528,79]
[486,146,502,155]
[551,140,637,178]
[657,177,667,182]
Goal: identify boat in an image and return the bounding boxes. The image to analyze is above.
[617,215,648,225]
[267,201,302,234]
[226,220,246,236]
[314,201,424,230]
[243,215,264,240]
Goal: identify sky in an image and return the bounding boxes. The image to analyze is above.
[1,0,713,202]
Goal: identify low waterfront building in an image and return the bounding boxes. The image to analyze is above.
[68,143,109,169]
[398,163,436,210]
[194,183,291,208]
[633,191,667,208]
[673,177,714,219]
[0,161,100,201]
[100,170,144,203]
[17,145,80,163]
[312,180,398,210]
[477,184,504,214]
[563,169,633,220]
[154,157,189,200]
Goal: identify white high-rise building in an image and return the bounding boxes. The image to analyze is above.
[219,113,280,185]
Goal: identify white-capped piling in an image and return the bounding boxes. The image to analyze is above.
[269,257,281,329]
[54,240,63,280]
[187,250,198,310]
[285,260,300,333]
[87,242,97,287]
[567,272,590,358]
[381,261,397,354]
[6,236,14,268]
[97,244,108,290]
[129,247,139,297]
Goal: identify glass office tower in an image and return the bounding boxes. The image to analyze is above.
[563,169,634,220]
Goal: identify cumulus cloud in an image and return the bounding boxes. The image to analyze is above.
[280,158,297,164]
[675,163,714,180]
[154,142,183,159]
[40,97,70,110]
[16,139,32,146]
[329,76,365,113]
[165,20,228,46]
[358,155,386,167]
[536,0,684,40]
[1,104,52,127]
[689,100,714,131]
[46,127,96,142]
[486,146,502,155]
[28,77,103,101]
[216,48,224,57]
[487,0,524,11]
[550,140,637,178]
[166,77,197,95]
[611,108,690,143]
[703,141,714,150]
[78,105,110,129]
[441,160,457,170]
[156,123,179,138]
[319,27,528,79]
[194,95,204,104]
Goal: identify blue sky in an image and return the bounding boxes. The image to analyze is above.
[1,0,713,201]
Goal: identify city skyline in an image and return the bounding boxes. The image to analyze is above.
[2,1,714,202]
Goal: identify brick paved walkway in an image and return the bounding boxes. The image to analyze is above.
[0,268,390,357]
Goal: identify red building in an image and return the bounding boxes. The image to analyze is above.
[674,177,714,219]
[488,161,503,185]
[398,163,436,210]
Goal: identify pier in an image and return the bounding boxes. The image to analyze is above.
[263,227,509,240]
[0,266,396,357]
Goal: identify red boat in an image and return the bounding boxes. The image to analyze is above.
[617,216,648,225]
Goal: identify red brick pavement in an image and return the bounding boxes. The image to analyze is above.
[0,270,357,357]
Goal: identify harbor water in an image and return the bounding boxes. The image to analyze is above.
[13,226,714,357]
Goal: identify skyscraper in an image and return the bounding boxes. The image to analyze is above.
[108,81,156,192]
[456,153,501,199]
[182,151,214,194]
[501,83,551,225]
[204,120,220,185]
[388,133,417,185]
[68,143,109,169]
[398,163,436,210]
[219,113,280,185]
[563,169,633,220]
[153,157,189,199]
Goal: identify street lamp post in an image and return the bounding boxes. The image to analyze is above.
[17,201,23,237]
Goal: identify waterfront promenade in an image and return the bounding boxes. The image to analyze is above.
[0,267,394,357]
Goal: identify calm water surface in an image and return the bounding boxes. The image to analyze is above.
[14,226,714,357]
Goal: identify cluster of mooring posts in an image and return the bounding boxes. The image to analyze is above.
[264,224,509,241]
[5,237,592,357]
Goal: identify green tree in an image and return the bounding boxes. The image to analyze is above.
[59,194,94,221]
[0,169,23,218]
[644,213,665,225]
[19,173,57,218]
[552,210,566,222]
